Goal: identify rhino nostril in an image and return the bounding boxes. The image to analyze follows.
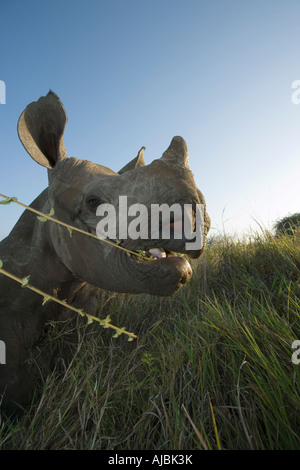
[180,275,188,285]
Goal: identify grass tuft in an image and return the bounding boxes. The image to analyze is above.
[1,229,300,450]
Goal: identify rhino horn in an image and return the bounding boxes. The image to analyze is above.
[17,90,68,169]
[160,136,189,169]
[118,146,146,174]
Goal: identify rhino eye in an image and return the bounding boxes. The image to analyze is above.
[88,197,102,210]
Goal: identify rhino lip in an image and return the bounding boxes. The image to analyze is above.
[131,246,192,280]
[113,241,193,293]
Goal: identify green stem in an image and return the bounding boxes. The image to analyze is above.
[0,267,137,340]
[0,193,139,257]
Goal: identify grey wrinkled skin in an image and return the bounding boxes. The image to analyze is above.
[0,91,210,415]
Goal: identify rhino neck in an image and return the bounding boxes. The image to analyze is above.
[0,188,73,292]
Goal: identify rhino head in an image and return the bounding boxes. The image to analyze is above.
[17,91,210,296]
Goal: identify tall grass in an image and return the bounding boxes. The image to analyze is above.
[1,229,299,450]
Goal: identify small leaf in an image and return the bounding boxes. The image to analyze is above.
[0,197,17,205]
[136,250,145,260]
[113,327,125,338]
[116,239,121,245]
[67,227,74,237]
[21,275,30,288]
[86,316,94,325]
[0,259,3,268]
[37,216,48,222]
[49,208,55,217]
[78,309,85,317]
[42,296,51,306]
[128,336,135,342]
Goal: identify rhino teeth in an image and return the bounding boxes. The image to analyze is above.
[148,248,167,259]
[136,247,179,260]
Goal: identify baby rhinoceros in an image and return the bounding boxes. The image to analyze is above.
[0,91,210,415]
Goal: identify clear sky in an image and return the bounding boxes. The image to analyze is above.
[0,0,300,241]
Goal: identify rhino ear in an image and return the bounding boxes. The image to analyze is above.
[118,146,145,174]
[17,91,68,169]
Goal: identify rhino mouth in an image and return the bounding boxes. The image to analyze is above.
[126,242,201,262]
[135,247,183,260]
[121,242,194,294]
[102,236,198,295]
[121,242,191,263]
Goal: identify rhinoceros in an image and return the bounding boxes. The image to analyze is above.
[0,91,210,415]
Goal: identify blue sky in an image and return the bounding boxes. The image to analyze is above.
[1,0,300,240]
